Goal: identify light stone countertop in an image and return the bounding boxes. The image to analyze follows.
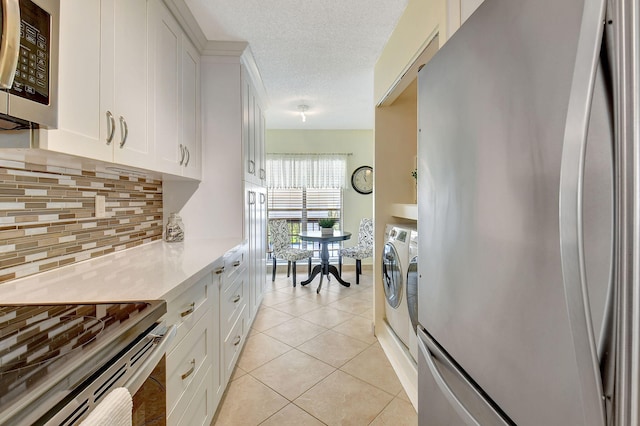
[0,238,243,304]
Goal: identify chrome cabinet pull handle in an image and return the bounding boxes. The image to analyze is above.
[233,260,241,267]
[179,144,185,165]
[185,147,190,166]
[232,295,241,303]
[215,267,225,275]
[260,193,266,204]
[181,359,195,380]
[119,116,128,148]
[260,169,266,179]
[0,0,20,89]
[106,111,116,144]
[233,336,241,346]
[248,160,255,174]
[180,302,195,317]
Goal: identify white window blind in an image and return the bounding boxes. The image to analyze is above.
[266,154,348,189]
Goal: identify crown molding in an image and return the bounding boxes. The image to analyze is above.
[163,0,270,107]
[162,0,207,51]
[202,40,249,57]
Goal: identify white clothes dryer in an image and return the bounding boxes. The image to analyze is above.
[382,225,417,360]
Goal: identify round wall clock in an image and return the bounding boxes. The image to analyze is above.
[351,165,373,194]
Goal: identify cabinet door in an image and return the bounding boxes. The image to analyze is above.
[181,37,201,179]
[242,71,256,181]
[246,185,256,317]
[256,187,267,307]
[39,0,108,160]
[150,0,181,176]
[255,100,266,184]
[103,0,152,168]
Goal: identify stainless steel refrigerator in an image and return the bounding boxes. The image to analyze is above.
[417,0,639,424]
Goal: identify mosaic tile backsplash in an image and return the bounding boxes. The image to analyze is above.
[0,160,163,284]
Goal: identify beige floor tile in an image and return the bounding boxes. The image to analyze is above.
[340,343,403,395]
[297,330,369,368]
[237,333,292,372]
[261,290,297,307]
[358,308,374,319]
[299,305,354,328]
[323,280,360,296]
[230,365,247,381]
[397,388,412,403]
[332,315,376,345]
[369,397,418,426]
[248,328,261,337]
[297,289,350,306]
[271,298,322,316]
[329,294,373,315]
[294,370,394,425]
[260,403,325,426]
[213,375,288,425]
[251,349,336,400]
[262,318,328,347]
[251,306,295,332]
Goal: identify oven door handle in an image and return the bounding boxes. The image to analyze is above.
[124,324,177,395]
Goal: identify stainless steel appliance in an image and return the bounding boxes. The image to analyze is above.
[417,0,637,424]
[0,0,58,129]
[0,301,175,425]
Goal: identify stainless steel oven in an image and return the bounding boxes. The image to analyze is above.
[0,301,175,426]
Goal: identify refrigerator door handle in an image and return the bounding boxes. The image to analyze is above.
[558,0,608,424]
[417,328,512,426]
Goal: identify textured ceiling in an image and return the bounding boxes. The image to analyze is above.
[184,0,408,129]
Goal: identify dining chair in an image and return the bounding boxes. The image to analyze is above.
[269,219,313,286]
[338,218,373,284]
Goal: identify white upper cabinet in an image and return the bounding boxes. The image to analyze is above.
[242,68,266,185]
[102,0,152,169]
[150,0,201,179]
[179,36,201,179]
[37,0,108,160]
[39,0,200,179]
[447,0,485,39]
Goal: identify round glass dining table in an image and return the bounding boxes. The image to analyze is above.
[298,230,351,293]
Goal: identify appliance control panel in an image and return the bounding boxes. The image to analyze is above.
[9,0,50,105]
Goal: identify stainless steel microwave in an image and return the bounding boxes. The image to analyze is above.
[0,0,58,129]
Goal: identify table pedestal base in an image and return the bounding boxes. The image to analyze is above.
[301,264,350,293]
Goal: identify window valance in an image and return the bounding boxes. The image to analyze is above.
[266,154,348,189]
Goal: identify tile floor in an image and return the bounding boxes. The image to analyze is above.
[212,268,418,425]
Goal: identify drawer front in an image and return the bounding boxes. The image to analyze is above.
[165,273,212,352]
[167,366,213,426]
[223,309,246,382]
[223,244,247,290]
[167,308,211,414]
[221,273,247,336]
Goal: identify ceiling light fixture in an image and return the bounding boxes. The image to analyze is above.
[298,105,308,122]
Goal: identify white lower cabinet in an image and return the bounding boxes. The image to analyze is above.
[168,366,214,426]
[165,259,220,426]
[167,309,212,419]
[165,243,255,425]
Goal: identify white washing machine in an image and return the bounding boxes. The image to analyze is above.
[382,225,418,361]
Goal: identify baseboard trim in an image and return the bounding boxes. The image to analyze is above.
[376,320,418,410]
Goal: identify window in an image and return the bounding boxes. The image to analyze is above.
[267,188,343,259]
[266,154,348,260]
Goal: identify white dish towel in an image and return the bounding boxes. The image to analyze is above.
[79,387,133,426]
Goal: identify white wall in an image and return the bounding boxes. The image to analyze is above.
[266,129,374,265]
